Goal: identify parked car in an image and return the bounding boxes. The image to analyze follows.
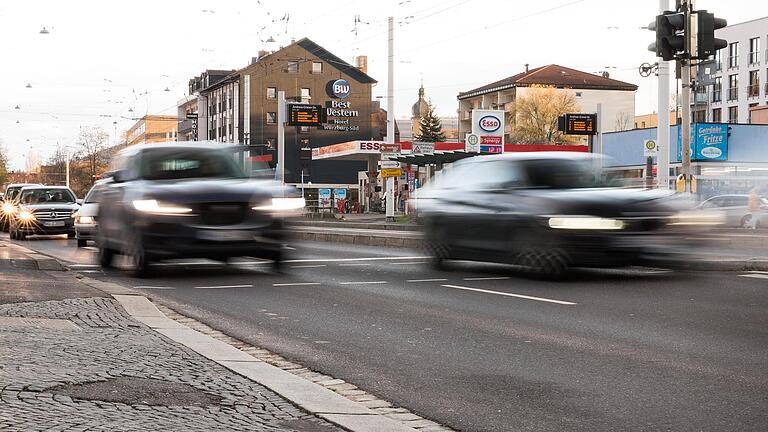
[97,143,302,277]
[414,152,703,277]
[74,181,108,247]
[696,194,768,227]
[2,183,42,231]
[9,186,79,240]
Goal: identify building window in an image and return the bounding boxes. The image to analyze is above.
[715,48,723,71]
[728,106,738,123]
[312,62,322,74]
[749,103,758,123]
[287,61,299,73]
[300,88,310,101]
[694,110,706,123]
[729,42,739,68]
[266,112,277,124]
[712,76,722,102]
[712,108,722,123]
[728,74,738,101]
[748,70,760,97]
[267,87,277,99]
[575,92,582,97]
[749,37,760,65]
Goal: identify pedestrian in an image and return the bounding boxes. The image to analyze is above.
[747,186,762,229]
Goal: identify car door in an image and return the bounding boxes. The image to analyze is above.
[723,196,749,226]
[98,152,134,250]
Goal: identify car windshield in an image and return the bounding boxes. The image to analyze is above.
[141,149,247,180]
[7,188,22,201]
[20,189,76,204]
[521,158,620,189]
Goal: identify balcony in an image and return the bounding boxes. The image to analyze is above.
[727,87,739,101]
[747,84,760,98]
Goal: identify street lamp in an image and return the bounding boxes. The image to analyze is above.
[14,105,20,109]
[39,27,50,34]
[26,83,32,88]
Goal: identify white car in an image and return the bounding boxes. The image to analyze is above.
[696,194,768,227]
[74,183,106,247]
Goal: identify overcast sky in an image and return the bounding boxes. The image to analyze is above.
[1,0,766,170]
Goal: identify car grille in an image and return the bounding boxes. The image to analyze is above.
[199,203,248,226]
[33,209,73,220]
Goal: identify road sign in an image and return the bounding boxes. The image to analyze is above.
[412,141,435,155]
[465,134,480,153]
[288,104,323,126]
[186,112,198,119]
[644,139,658,156]
[379,160,401,169]
[381,168,402,178]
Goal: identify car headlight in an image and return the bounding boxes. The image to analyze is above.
[2,203,15,214]
[77,216,95,224]
[132,199,193,215]
[252,197,306,211]
[18,210,35,222]
[548,216,624,230]
[668,210,724,226]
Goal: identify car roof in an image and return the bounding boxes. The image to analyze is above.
[7,183,42,188]
[118,140,241,156]
[19,185,72,190]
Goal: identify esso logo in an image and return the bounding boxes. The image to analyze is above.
[327,79,351,99]
[479,115,501,132]
[359,142,381,151]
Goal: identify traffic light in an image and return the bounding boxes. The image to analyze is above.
[648,11,686,61]
[695,10,727,59]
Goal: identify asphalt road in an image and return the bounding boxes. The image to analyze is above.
[6,232,768,432]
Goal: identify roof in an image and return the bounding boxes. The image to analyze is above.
[295,38,376,84]
[458,64,638,99]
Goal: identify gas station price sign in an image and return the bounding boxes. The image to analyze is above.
[288,104,323,126]
[563,113,597,135]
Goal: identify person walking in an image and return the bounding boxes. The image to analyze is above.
[747,186,762,229]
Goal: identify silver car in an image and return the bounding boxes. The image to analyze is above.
[697,194,768,227]
[74,183,106,247]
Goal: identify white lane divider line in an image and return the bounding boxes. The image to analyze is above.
[746,270,768,274]
[133,286,175,290]
[739,273,768,279]
[272,282,321,287]
[195,284,254,289]
[291,264,327,269]
[339,263,371,267]
[285,256,429,263]
[440,284,577,305]
[463,276,510,281]
[68,264,100,268]
[339,281,388,285]
[406,278,448,283]
[391,262,429,265]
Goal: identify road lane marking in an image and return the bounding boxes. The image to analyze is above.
[285,256,429,263]
[407,278,448,283]
[68,264,99,268]
[463,277,510,281]
[440,284,577,305]
[133,286,175,290]
[339,263,371,267]
[746,270,768,274]
[195,284,253,289]
[391,261,429,265]
[339,281,388,285]
[739,274,768,279]
[272,282,321,287]
[291,264,327,269]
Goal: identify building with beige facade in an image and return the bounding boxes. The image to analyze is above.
[634,111,679,129]
[124,115,178,146]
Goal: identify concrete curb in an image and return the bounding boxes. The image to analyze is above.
[74,277,423,432]
[0,241,65,271]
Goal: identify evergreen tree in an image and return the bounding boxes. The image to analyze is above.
[414,102,446,142]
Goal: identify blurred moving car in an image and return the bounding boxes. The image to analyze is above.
[9,186,79,240]
[2,183,42,231]
[414,153,705,276]
[696,194,768,227]
[74,182,107,247]
[97,143,302,277]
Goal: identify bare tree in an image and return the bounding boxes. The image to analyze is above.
[77,126,110,187]
[513,85,579,143]
[614,112,632,131]
[0,139,9,186]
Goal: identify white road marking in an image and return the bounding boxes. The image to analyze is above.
[339,263,371,267]
[272,282,321,287]
[68,264,99,268]
[78,270,102,273]
[406,278,448,283]
[738,274,768,280]
[339,281,388,285]
[133,286,175,290]
[746,270,768,274]
[290,264,327,269]
[440,284,577,305]
[195,284,253,289]
[463,276,510,281]
[391,261,429,265]
[285,256,429,263]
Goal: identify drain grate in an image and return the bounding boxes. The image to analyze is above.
[0,317,80,331]
[47,377,223,407]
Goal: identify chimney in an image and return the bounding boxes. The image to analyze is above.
[602,71,610,78]
[356,55,368,74]
[524,63,529,73]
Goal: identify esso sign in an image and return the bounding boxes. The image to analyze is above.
[359,142,381,151]
[479,115,501,133]
[327,79,351,99]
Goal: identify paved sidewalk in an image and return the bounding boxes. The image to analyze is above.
[0,265,340,431]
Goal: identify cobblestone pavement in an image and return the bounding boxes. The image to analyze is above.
[0,296,341,431]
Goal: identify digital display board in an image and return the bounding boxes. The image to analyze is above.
[288,104,323,126]
[564,113,597,135]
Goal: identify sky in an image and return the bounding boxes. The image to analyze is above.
[1,0,766,170]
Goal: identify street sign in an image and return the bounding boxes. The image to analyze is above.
[644,139,658,156]
[185,112,198,119]
[465,133,480,153]
[379,160,401,169]
[412,141,435,155]
[381,168,402,178]
[561,113,597,135]
[288,104,323,126]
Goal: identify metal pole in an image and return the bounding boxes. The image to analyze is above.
[646,156,654,188]
[65,146,70,188]
[277,90,286,195]
[657,0,671,189]
[385,16,395,222]
[681,1,692,191]
[595,103,603,154]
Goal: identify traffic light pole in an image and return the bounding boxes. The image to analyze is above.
[657,0,670,190]
[680,0,693,192]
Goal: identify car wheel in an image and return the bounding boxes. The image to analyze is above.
[9,227,16,240]
[422,219,451,270]
[77,239,87,248]
[516,247,570,279]
[98,245,114,268]
[127,235,152,278]
[67,232,76,239]
[16,230,26,241]
[741,214,752,228]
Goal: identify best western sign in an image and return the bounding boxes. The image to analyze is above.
[322,79,360,132]
[470,109,505,153]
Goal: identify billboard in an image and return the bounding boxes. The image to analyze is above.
[677,123,729,161]
[471,109,505,153]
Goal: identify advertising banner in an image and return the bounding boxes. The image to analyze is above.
[677,123,729,161]
[318,189,332,208]
[471,109,505,153]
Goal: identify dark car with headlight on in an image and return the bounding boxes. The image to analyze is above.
[2,183,42,231]
[9,186,79,240]
[414,152,703,277]
[96,143,303,277]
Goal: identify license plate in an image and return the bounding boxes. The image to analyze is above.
[197,230,253,242]
[43,221,65,227]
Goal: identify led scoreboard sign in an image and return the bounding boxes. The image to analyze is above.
[288,104,324,126]
[559,113,597,136]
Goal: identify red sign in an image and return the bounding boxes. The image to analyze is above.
[359,141,382,151]
[480,136,502,145]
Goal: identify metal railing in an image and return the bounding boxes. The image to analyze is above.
[710,90,722,103]
[749,52,760,65]
[727,87,739,101]
[747,84,760,98]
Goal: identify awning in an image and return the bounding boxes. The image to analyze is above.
[389,150,480,165]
